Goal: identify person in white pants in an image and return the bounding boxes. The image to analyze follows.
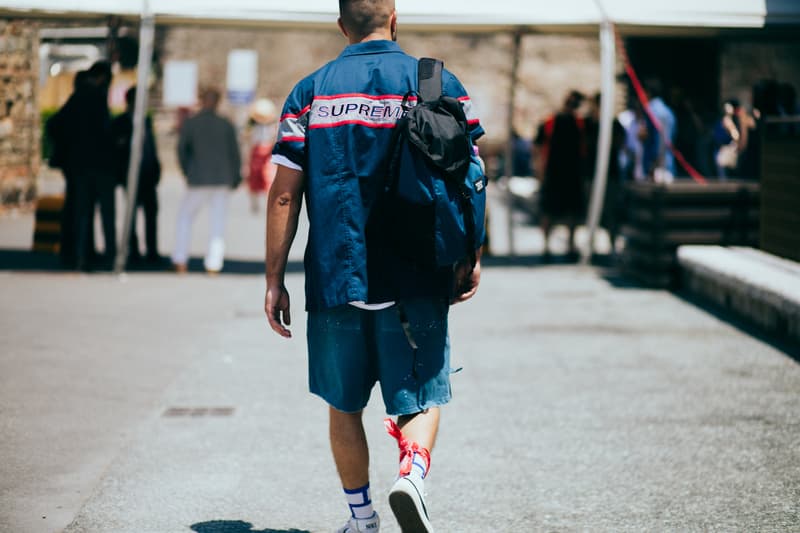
[172,186,229,272]
[171,88,241,273]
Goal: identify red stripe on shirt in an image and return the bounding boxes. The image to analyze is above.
[280,105,311,121]
[308,120,399,130]
[313,93,417,102]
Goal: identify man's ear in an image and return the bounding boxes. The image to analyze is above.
[390,11,397,41]
[337,17,349,38]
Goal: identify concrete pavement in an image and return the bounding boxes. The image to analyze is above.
[1,173,799,532]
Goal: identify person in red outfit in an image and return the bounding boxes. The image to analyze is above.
[246,98,278,214]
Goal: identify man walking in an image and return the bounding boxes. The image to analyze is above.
[264,1,483,531]
[172,88,241,274]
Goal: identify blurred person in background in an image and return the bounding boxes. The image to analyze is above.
[712,98,749,179]
[510,129,533,177]
[172,87,241,274]
[584,92,627,256]
[246,98,278,214]
[642,79,677,182]
[617,100,647,182]
[112,86,162,264]
[52,61,116,271]
[533,89,587,260]
[47,70,92,268]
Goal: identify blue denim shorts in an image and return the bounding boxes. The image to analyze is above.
[307,299,452,416]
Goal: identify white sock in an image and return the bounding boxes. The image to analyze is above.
[344,483,374,519]
[411,452,428,479]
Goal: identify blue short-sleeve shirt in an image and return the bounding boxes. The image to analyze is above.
[273,40,484,312]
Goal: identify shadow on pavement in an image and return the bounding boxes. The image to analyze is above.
[675,288,800,363]
[0,248,304,275]
[190,521,310,533]
[2,248,620,274]
[482,252,614,268]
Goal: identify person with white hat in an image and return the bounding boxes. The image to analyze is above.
[246,98,278,213]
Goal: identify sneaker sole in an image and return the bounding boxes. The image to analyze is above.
[389,477,433,533]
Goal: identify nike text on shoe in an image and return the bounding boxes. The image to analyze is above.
[389,475,433,533]
[336,511,380,533]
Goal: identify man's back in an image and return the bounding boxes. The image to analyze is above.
[178,110,239,187]
[60,87,113,172]
[273,40,482,310]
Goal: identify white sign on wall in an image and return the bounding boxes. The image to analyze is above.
[162,60,198,107]
[226,49,258,105]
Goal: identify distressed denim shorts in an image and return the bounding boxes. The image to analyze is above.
[307,298,452,416]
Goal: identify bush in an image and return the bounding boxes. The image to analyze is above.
[40,108,58,163]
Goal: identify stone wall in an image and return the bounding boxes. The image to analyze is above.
[161,27,607,150]
[0,19,39,206]
[720,37,800,110]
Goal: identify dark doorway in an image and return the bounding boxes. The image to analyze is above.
[626,37,721,177]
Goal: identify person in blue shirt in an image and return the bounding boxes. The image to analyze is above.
[264,1,484,531]
[642,79,677,180]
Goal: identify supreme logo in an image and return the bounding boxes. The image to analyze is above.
[309,94,416,129]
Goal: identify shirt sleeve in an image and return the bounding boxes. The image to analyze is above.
[272,77,313,170]
[442,69,485,142]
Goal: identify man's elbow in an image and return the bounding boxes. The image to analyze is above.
[269,187,300,209]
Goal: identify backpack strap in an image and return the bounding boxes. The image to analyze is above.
[417,58,443,103]
[419,58,479,273]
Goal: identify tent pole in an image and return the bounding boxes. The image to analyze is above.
[581,19,615,265]
[504,30,522,257]
[114,0,155,274]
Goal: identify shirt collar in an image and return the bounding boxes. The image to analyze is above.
[339,40,402,58]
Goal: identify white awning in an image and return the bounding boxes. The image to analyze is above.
[3,0,799,31]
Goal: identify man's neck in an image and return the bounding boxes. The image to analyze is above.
[349,29,392,45]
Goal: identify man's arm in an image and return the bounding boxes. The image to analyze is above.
[265,164,305,337]
[228,121,242,187]
[176,123,191,177]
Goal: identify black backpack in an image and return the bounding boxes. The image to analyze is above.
[377,57,487,271]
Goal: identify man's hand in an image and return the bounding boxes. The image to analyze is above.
[451,258,481,304]
[265,282,292,338]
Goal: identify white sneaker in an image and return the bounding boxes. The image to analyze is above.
[336,511,380,532]
[389,475,433,533]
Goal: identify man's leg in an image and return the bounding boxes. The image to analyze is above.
[397,407,439,452]
[96,177,117,264]
[171,188,203,271]
[330,407,380,531]
[142,185,159,260]
[329,407,369,489]
[72,175,93,270]
[128,201,141,261]
[567,219,577,255]
[205,187,228,273]
[387,409,438,532]
[540,214,552,258]
[308,306,380,530]
[377,300,449,533]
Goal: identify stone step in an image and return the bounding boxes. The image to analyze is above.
[677,245,800,344]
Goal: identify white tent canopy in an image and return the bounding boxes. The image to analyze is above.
[4,0,800,31]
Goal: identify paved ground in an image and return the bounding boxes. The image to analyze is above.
[1,172,799,533]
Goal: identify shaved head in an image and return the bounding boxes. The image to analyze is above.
[339,0,396,41]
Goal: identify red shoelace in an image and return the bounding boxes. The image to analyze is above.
[384,418,431,477]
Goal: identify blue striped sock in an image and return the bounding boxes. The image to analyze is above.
[344,483,374,519]
[411,452,428,478]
